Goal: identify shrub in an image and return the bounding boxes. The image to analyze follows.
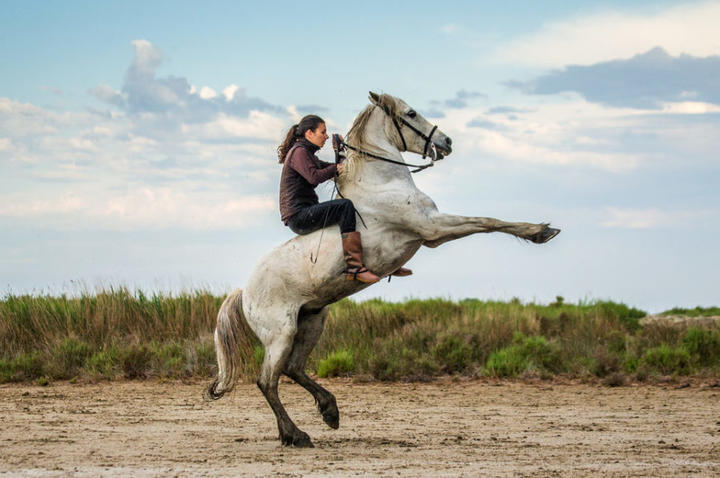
[253,345,265,368]
[683,328,720,367]
[87,348,118,378]
[595,301,646,331]
[592,346,622,377]
[153,342,185,377]
[485,347,528,377]
[485,334,564,377]
[0,353,46,382]
[432,335,472,374]
[192,338,217,376]
[661,306,720,317]
[48,338,92,379]
[641,345,691,375]
[120,344,153,379]
[317,349,355,378]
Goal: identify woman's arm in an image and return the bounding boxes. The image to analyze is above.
[288,148,337,186]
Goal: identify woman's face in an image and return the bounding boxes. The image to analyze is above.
[305,122,328,148]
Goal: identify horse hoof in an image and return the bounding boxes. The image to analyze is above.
[282,431,314,448]
[321,406,340,430]
[292,432,314,448]
[533,226,560,244]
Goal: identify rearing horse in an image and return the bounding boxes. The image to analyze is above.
[206,92,560,447]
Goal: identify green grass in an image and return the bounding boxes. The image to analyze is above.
[1,289,718,383]
[317,349,355,378]
[660,306,720,317]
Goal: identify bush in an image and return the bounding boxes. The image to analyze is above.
[50,337,92,379]
[87,348,118,378]
[120,344,153,379]
[661,306,720,317]
[591,346,622,377]
[153,342,185,377]
[683,328,720,367]
[595,301,646,331]
[641,345,691,375]
[485,334,564,377]
[253,345,265,368]
[317,349,355,378]
[432,335,472,374]
[0,353,45,382]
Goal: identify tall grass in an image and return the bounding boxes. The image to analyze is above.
[1,289,718,383]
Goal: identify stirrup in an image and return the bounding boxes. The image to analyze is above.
[344,266,369,280]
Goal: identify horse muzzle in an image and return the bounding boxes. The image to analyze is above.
[432,137,452,160]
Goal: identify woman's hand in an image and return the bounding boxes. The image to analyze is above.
[336,162,344,175]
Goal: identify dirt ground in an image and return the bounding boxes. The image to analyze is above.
[1,378,719,477]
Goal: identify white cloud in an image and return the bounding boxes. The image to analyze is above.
[601,207,709,229]
[494,1,720,67]
[440,24,458,34]
[184,110,286,141]
[436,99,645,172]
[0,187,276,230]
[198,86,218,100]
[660,101,720,114]
[223,84,239,101]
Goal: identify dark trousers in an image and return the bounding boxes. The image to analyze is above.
[287,199,356,235]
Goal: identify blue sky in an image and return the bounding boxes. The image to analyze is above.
[2,0,719,312]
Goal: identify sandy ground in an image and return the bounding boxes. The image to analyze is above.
[1,379,719,477]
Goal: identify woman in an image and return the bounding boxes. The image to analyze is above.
[279,115,412,283]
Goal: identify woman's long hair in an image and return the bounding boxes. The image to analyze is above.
[278,114,325,163]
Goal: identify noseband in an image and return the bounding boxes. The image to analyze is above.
[391,116,438,159]
[342,105,443,173]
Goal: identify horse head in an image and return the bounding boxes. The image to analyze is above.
[367,91,452,161]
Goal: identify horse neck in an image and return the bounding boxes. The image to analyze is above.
[345,114,415,190]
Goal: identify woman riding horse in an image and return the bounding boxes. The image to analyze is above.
[278,114,411,283]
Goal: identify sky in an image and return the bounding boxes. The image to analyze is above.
[1,0,719,312]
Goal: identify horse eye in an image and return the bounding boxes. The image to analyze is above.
[407,110,417,118]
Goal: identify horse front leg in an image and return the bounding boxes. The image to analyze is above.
[416,213,560,248]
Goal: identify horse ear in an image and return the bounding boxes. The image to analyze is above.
[368,91,380,104]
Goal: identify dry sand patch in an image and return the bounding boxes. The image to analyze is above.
[1,379,719,476]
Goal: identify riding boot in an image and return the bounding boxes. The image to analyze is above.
[341,232,380,284]
[390,267,413,277]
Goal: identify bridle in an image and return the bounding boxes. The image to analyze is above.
[341,105,443,173]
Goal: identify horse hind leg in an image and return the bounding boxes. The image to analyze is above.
[283,307,339,430]
[256,309,314,448]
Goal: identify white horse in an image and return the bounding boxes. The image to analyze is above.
[206,92,559,447]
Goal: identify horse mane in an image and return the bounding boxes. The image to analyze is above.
[339,94,401,188]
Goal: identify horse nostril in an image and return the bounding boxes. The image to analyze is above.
[445,137,452,146]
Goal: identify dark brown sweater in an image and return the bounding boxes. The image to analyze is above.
[279,139,337,223]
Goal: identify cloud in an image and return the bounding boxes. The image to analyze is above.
[493,1,720,67]
[601,207,710,229]
[466,117,505,130]
[508,47,720,109]
[295,104,329,115]
[92,40,279,121]
[425,96,720,173]
[487,106,531,115]
[0,187,276,230]
[420,108,445,119]
[1,40,293,231]
[89,84,126,107]
[444,89,487,109]
[440,24,458,34]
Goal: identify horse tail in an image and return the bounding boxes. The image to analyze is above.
[204,288,248,400]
